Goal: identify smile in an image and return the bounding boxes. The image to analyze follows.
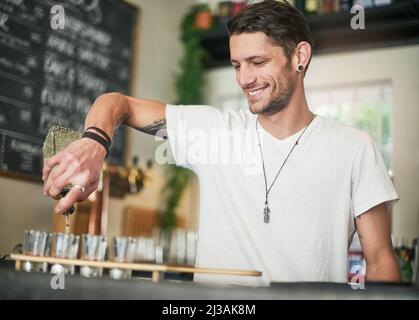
[246,85,269,101]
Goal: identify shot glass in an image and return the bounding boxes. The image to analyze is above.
[168,228,186,265]
[152,227,170,264]
[109,236,136,280]
[186,230,198,266]
[80,234,107,277]
[23,229,51,272]
[50,232,80,275]
[134,237,155,263]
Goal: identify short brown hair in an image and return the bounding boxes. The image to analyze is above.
[228,0,315,70]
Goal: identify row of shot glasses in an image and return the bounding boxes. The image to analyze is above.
[22,228,197,279]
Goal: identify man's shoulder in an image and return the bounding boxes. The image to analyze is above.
[166,104,254,129]
[317,115,369,142]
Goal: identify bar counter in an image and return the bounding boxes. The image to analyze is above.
[0,262,418,299]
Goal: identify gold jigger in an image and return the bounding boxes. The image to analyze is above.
[43,126,82,233]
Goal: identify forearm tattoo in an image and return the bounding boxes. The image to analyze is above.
[135,119,167,139]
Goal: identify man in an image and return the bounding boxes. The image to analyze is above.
[43,1,400,285]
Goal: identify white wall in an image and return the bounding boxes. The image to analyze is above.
[204,45,419,239]
[0,178,54,255]
[0,0,196,255]
[306,45,419,240]
[107,0,198,239]
[125,0,194,160]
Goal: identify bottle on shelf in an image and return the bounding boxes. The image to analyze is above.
[320,0,340,14]
[400,250,413,283]
[305,0,319,15]
[395,237,415,283]
[352,0,375,8]
[339,0,353,12]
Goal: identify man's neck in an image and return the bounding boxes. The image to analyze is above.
[257,91,313,140]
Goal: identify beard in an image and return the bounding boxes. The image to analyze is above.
[249,64,297,116]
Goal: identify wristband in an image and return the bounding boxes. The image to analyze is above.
[82,131,110,157]
[85,126,112,144]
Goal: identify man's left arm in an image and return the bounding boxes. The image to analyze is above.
[355,202,401,282]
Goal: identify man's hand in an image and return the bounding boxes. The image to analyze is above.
[41,92,166,214]
[42,138,106,214]
[356,202,401,282]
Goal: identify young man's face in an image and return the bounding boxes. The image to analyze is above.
[230,32,297,115]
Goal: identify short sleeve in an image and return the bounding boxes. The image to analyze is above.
[351,134,399,218]
[165,104,225,170]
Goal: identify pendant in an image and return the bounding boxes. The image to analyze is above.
[263,204,270,224]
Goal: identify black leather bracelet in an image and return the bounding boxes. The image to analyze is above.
[85,126,112,144]
[82,131,110,157]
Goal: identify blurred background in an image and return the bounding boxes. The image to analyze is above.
[0,0,418,282]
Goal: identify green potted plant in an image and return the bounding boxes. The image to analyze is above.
[161,4,209,231]
[194,4,213,30]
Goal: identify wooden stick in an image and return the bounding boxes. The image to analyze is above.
[15,260,21,271]
[152,271,160,283]
[164,265,262,276]
[10,254,262,277]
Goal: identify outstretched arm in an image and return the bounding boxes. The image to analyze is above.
[355,202,401,282]
[83,93,167,139]
[42,92,166,214]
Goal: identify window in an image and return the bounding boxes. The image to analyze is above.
[217,80,393,170]
[306,80,393,170]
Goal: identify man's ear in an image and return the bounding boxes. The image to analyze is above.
[292,41,312,73]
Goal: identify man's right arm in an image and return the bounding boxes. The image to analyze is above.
[43,92,166,213]
[84,92,167,139]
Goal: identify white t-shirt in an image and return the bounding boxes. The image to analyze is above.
[165,104,399,286]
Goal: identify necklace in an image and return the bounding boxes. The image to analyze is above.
[256,114,316,223]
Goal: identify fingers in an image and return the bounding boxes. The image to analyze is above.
[43,164,72,196]
[44,157,83,197]
[46,168,75,198]
[42,153,63,181]
[55,182,97,214]
[55,186,81,214]
[43,149,82,197]
[42,139,105,213]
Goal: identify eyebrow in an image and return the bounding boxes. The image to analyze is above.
[230,55,269,64]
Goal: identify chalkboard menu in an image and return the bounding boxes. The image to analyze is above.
[0,0,138,179]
